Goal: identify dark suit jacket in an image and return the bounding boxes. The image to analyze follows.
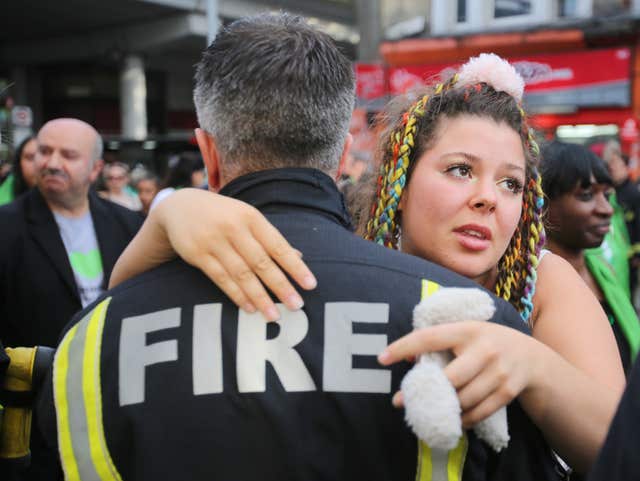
[0,188,143,348]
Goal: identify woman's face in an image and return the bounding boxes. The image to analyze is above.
[20,138,38,188]
[105,165,128,193]
[399,115,526,287]
[547,176,613,251]
[136,179,159,213]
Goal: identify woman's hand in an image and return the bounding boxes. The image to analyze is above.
[378,321,543,427]
[110,188,317,321]
[378,318,619,471]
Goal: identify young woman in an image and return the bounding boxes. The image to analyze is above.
[541,141,640,374]
[100,162,142,211]
[110,54,623,472]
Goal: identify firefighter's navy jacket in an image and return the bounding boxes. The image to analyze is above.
[37,168,560,481]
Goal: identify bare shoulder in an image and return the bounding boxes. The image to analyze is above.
[531,251,624,390]
[532,252,589,317]
[537,251,583,283]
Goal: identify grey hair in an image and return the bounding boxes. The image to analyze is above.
[93,134,104,163]
[193,13,355,175]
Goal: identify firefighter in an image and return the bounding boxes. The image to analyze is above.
[35,13,560,481]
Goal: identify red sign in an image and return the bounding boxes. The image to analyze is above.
[355,63,386,100]
[515,48,630,94]
[621,117,639,143]
[384,47,631,109]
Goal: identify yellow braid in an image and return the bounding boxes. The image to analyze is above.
[365,95,429,247]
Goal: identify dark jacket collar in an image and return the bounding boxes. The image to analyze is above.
[25,188,121,301]
[25,188,79,300]
[219,168,353,230]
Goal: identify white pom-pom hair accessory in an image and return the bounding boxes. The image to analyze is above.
[456,53,525,102]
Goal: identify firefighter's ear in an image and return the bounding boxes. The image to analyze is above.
[195,128,221,191]
[335,133,353,181]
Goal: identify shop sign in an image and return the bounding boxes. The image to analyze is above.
[385,47,631,110]
[355,63,386,100]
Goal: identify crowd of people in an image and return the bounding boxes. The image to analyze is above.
[0,142,206,216]
[1,11,640,481]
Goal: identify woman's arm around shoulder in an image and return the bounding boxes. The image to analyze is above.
[109,188,316,321]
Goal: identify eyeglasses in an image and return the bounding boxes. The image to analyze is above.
[106,175,126,181]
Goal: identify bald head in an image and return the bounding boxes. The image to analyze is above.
[39,118,103,164]
[35,118,105,213]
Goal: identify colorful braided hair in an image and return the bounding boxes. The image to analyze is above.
[364,53,546,325]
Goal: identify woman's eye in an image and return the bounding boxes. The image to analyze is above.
[577,191,594,201]
[498,178,524,194]
[446,165,472,178]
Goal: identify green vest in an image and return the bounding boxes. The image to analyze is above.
[585,252,640,363]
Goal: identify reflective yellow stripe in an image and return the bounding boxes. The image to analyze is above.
[447,436,468,481]
[83,299,122,481]
[54,323,81,481]
[421,279,441,299]
[416,280,468,481]
[53,298,122,481]
[416,440,433,481]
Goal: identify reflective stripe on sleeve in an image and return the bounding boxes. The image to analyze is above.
[415,280,468,481]
[53,298,122,481]
[421,279,441,299]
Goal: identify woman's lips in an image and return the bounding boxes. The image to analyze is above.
[453,224,492,251]
[593,223,611,236]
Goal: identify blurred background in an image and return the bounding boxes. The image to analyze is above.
[1,0,640,178]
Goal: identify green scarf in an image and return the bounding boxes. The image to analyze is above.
[585,252,640,362]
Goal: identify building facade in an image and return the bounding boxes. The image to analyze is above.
[358,0,640,154]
